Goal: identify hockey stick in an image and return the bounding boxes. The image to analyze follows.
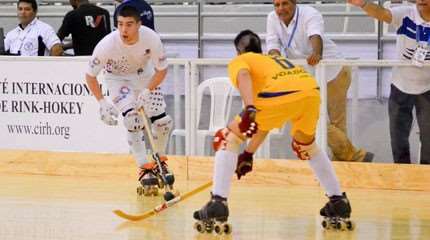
[137,108,176,200]
[113,180,212,221]
[137,108,161,156]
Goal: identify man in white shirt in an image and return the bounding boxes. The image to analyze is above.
[4,0,63,56]
[265,0,373,162]
[86,6,176,197]
[348,0,430,164]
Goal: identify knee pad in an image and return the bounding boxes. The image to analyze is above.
[291,138,320,160]
[123,109,145,132]
[212,128,244,153]
[151,114,173,154]
[152,114,173,137]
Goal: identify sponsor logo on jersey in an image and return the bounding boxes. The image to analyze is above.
[119,86,130,95]
[85,15,105,28]
[106,59,113,73]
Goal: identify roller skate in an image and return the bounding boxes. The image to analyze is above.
[136,163,159,197]
[152,155,178,201]
[193,194,232,235]
[320,192,355,231]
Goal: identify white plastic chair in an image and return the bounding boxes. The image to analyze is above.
[170,77,235,156]
[195,77,235,155]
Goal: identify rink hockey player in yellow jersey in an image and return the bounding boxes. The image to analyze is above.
[193,29,354,234]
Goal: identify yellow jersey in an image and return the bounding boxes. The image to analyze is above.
[228,52,319,107]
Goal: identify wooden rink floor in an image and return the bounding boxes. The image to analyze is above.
[1,151,430,240]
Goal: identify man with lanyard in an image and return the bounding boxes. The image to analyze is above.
[348,0,430,164]
[264,0,374,163]
[4,0,63,56]
[57,0,111,55]
[113,0,154,30]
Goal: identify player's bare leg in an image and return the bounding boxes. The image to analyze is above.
[244,130,269,153]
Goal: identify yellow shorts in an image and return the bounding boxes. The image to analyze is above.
[237,95,321,136]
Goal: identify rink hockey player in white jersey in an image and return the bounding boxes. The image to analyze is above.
[85,5,175,200]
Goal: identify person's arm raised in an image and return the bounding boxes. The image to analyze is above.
[348,0,392,24]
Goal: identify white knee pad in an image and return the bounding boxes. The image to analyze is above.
[151,114,173,155]
[127,130,148,167]
[123,109,145,132]
[213,128,244,153]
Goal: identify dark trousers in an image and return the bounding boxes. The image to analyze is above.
[389,84,430,164]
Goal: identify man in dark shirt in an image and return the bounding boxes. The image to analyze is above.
[58,0,111,55]
[113,0,154,30]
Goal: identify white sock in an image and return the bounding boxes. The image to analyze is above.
[308,150,342,197]
[127,130,148,167]
[212,150,238,198]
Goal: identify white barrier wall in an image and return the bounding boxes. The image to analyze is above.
[0,57,130,153]
[1,56,425,156]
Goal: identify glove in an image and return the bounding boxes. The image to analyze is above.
[236,151,253,180]
[99,99,119,126]
[238,105,258,138]
[136,88,151,111]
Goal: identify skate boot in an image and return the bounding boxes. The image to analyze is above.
[193,193,232,235]
[320,192,355,231]
[152,155,177,201]
[136,163,159,197]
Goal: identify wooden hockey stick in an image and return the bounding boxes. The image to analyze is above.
[137,108,160,154]
[137,107,176,199]
[113,181,212,221]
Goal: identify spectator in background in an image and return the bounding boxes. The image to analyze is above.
[348,0,430,164]
[58,0,111,56]
[265,0,374,162]
[4,0,63,56]
[113,0,154,30]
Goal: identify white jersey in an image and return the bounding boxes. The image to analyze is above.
[87,26,168,85]
[390,5,430,94]
[4,18,61,56]
[266,6,343,82]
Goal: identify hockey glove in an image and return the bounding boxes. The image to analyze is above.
[239,105,258,138]
[99,99,119,126]
[136,88,151,111]
[236,151,253,180]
